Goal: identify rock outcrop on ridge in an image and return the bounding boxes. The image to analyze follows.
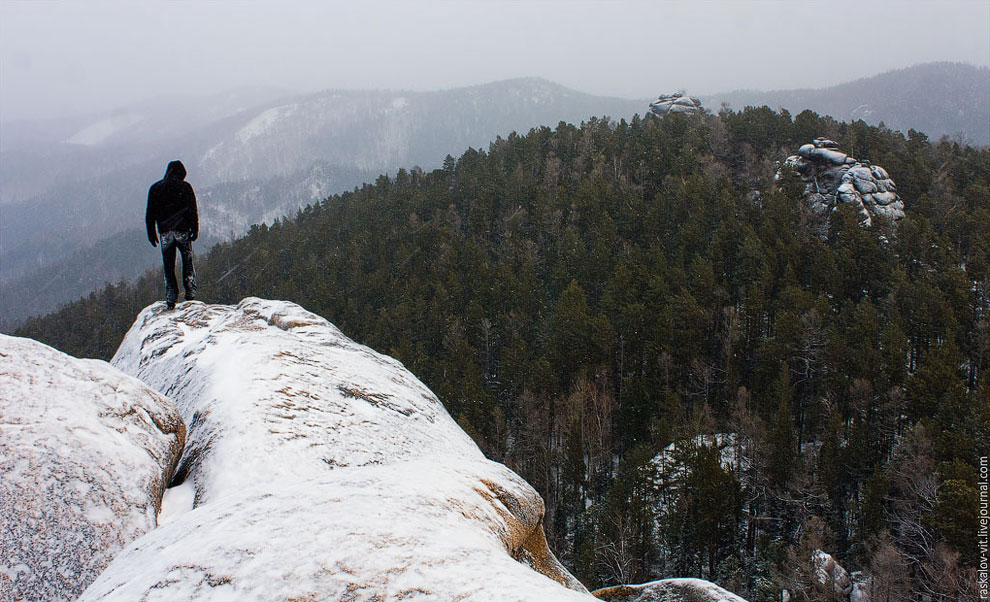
[80,298,590,600]
[783,138,905,226]
[0,334,185,602]
[648,93,703,117]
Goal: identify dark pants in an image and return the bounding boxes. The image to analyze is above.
[161,231,196,304]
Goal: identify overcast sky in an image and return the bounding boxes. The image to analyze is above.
[1,0,988,122]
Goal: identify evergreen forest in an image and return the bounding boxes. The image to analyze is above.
[20,107,990,600]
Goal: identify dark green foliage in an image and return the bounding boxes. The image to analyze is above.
[17,108,989,598]
[663,439,741,580]
[767,365,797,490]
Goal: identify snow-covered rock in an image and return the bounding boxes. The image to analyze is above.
[0,334,185,602]
[648,93,703,117]
[782,138,905,227]
[594,578,748,602]
[110,298,486,505]
[83,298,590,600]
[81,459,591,601]
[812,550,853,598]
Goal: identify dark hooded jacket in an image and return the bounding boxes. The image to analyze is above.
[146,160,198,243]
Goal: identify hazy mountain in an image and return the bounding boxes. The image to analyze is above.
[0,79,642,328]
[5,64,988,329]
[704,62,990,145]
[0,86,291,204]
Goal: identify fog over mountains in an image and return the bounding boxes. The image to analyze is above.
[1,62,987,329]
[0,79,642,328]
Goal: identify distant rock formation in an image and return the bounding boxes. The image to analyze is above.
[649,93,703,117]
[783,138,905,226]
[594,578,748,602]
[812,550,853,599]
[0,334,185,602]
[81,298,590,600]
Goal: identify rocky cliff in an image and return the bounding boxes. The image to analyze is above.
[0,334,185,601]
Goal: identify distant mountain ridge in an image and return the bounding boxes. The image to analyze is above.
[196,78,645,183]
[0,79,642,329]
[704,62,990,145]
[3,64,988,329]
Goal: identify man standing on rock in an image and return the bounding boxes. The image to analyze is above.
[146,160,198,309]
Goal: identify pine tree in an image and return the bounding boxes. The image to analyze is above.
[768,363,798,490]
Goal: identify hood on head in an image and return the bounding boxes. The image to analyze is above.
[164,160,186,181]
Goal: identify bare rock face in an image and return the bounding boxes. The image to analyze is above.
[783,138,905,227]
[594,578,748,602]
[82,298,589,600]
[0,334,185,602]
[649,93,703,117]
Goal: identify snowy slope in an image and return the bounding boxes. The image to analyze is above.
[65,113,146,146]
[83,298,591,600]
[0,334,185,602]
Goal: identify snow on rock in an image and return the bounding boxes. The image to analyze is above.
[594,578,749,602]
[85,298,590,600]
[812,550,853,598]
[782,138,905,227]
[81,459,590,601]
[110,298,484,505]
[648,93,703,117]
[0,334,185,602]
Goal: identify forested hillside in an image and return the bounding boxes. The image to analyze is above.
[21,108,989,600]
